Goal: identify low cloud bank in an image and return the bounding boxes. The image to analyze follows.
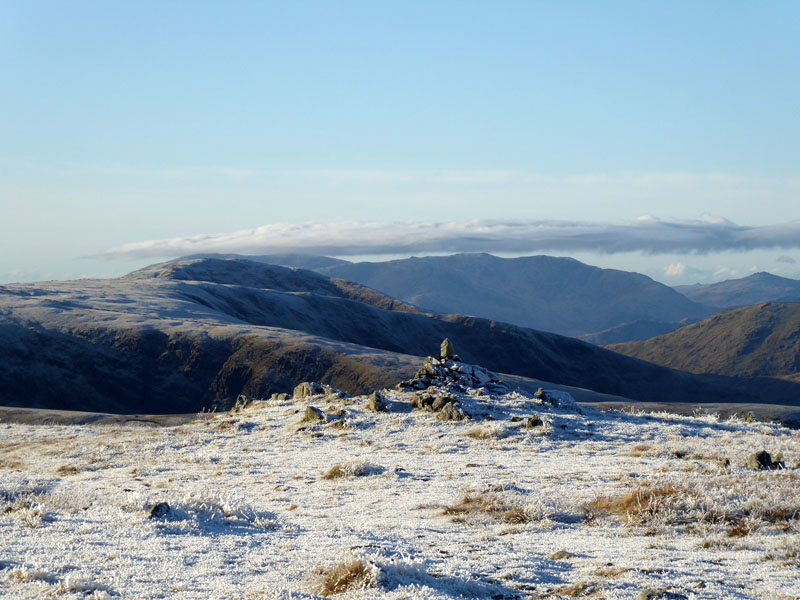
[98,216,800,260]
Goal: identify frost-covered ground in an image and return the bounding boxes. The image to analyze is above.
[1,358,799,599]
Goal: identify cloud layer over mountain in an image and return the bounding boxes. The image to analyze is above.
[98,216,800,260]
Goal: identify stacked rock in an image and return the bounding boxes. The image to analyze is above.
[397,338,508,394]
[396,339,511,422]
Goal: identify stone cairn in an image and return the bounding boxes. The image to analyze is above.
[396,338,508,421]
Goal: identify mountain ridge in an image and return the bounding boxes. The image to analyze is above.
[674,271,800,309]
[315,253,714,338]
[3,257,796,414]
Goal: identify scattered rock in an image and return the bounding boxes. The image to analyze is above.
[532,387,581,412]
[293,382,347,401]
[301,406,326,424]
[270,392,288,402]
[743,411,758,423]
[149,502,170,519]
[549,550,576,561]
[293,382,326,400]
[231,394,251,412]
[438,401,467,422]
[526,415,544,430]
[365,391,386,412]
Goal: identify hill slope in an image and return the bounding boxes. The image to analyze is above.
[608,302,800,378]
[318,253,713,337]
[675,272,800,308]
[2,257,798,413]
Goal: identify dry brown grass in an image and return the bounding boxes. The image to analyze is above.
[592,565,629,578]
[56,464,80,476]
[533,581,599,598]
[628,444,655,457]
[588,484,680,523]
[322,461,369,480]
[442,490,531,525]
[313,560,378,596]
[727,521,751,538]
[763,538,800,565]
[587,471,800,533]
[0,458,23,469]
[465,427,499,440]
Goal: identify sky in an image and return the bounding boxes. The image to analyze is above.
[1,1,799,285]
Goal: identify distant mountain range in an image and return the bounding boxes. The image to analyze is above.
[608,302,800,379]
[3,256,796,414]
[674,272,800,309]
[311,253,713,339]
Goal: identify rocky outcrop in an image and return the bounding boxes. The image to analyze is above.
[293,382,347,401]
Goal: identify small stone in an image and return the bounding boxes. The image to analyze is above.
[549,550,576,561]
[526,415,544,429]
[301,406,326,423]
[743,411,759,423]
[231,394,251,412]
[149,502,170,519]
[366,391,386,412]
[440,338,455,359]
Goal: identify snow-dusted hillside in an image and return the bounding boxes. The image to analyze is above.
[1,353,798,599]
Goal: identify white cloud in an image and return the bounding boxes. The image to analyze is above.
[664,263,687,277]
[96,216,800,261]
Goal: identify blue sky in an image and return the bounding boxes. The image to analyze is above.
[2,1,799,284]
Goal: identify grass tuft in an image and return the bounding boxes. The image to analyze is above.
[322,461,370,480]
[443,490,533,525]
[314,560,379,596]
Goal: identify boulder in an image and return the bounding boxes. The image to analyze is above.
[293,382,326,400]
[437,401,467,422]
[301,406,326,424]
[746,450,774,470]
